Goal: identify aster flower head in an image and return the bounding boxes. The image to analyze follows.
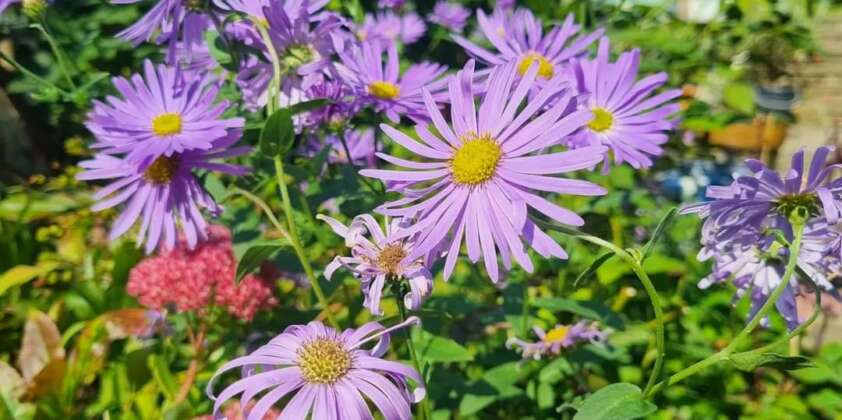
[304,128,379,167]
[127,225,277,321]
[378,0,405,9]
[112,0,210,62]
[318,214,433,316]
[76,134,250,253]
[233,0,343,110]
[429,1,471,33]
[567,37,682,169]
[361,60,608,283]
[681,146,842,242]
[298,80,360,130]
[454,10,603,83]
[698,221,841,330]
[355,11,426,45]
[507,321,606,360]
[207,317,426,420]
[86,61,244,163]
[336,40,448,123]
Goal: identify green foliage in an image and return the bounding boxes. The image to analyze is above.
[573,383,657,420]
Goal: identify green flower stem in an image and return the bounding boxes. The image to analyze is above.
[647,220,806,397]
[538,221,665,397]
[0,50,67,93]
[253,18,281,114]
[226,187,289,236]
[337,130,381,193]
[394,290,430,420]
[753,288,821,355]
[31,22,76,90]
[274,156,340,329]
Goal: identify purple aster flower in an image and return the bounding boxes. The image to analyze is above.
[507,321,606,360]
[318,214,433,316]
[698,221,840,329]
[298,80,360,130]
[454,10,603,82]
[429,1,470,33]
[234,1,343,110]
[304,128,379,167]
[336,41,447,123]
[378,0,405,9]
[355,11,426,45]
[496,0,515,11]
[681,147,842,242]
[112,0,211,62]
[207,317,426,419]
[567,37,682,169]
[76,135,250,253]
[361,61,608,283]
[212,0,330,47]
[86,61,243,163]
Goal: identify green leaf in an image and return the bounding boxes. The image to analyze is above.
[148,355,178,401]
[574,252,615,287]
[640,207,677,260]
[235,241,287,283]
[259,108,295,156]
[723,82,756,115]
[0,261,60,296]
[288,98,330,115]
[573,383,657,420]
[596,257,631,284]
[417,332,473,363]
[641,254,685,275]
[728,352,814,372]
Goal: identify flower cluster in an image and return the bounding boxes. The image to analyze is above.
[683,147,842,329]
[127,225,278,321]
[507,321,606,360]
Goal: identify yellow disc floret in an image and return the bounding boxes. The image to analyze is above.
[451,133,502,186]
[544,325,570,344]
[368,81,401,100]
[297,338,352,384]
[517,52,554,79]
[144,156,180,184]
[151,113,183,137]
[587,108,614,132]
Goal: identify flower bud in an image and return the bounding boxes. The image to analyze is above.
[22,0,48,19]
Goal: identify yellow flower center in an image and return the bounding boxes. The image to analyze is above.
[587,108,614,132]
[377,243,407,276]
[144,156,180,184]
[368,81,401,100]
[151,113,183,137]
[517,52,554,79]
[544,326,569,344]
[451,133,502,186]
[297,338,352,384]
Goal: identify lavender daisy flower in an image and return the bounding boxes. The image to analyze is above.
[378,0,405,9]
[212,0,329,47]
[298,80,360,130]
[681,147,842,242]
[76,135,250,253]
[336,41,447,123]
[305,128,379,167]
[507,321,605,360]
[567,38,682,169]
[361,61,607,282]
[698,221,840,329]
[318,214,433,315]
[86,61,243,163]
[235,1,343,110]
[454,9,603,81]
[207,317,426,420]
[112,0,210,62]
[356,11,426,45]
[429,1,470,33]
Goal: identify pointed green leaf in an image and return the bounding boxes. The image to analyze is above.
[573,383,657,420]
[728,352,814,372]
[641,207,677,260]
[574,252,615,287]
[235,241,287,283]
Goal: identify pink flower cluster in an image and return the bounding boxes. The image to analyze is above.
[127,225,277,321]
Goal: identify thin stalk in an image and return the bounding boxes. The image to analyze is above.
[538,221,665,396]
[226,187,289,236]
[274,156,339,329]
[253,18,281,114]
[32,22,76,90]
[647,221,806,397]
[337,130,381,193]
[394,290,430,420]
[0,50,67,93]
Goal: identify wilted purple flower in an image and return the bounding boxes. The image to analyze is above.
[361,61,607,283]
[681,147,842,242]
[698,221,840,329]
[454,10,602,81]
[429,1,470,33]
[86,61,243,163]
[207,317,426,419]
[507,321,605,360]
[112,0,210,62]
[319,214,433,315]
[336,41,447,123]
[235,1,343,110]
[76,136,250,253]
[567,38,682,169]
[355,11,426,45]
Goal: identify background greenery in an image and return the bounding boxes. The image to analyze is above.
[1,0,841,419]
